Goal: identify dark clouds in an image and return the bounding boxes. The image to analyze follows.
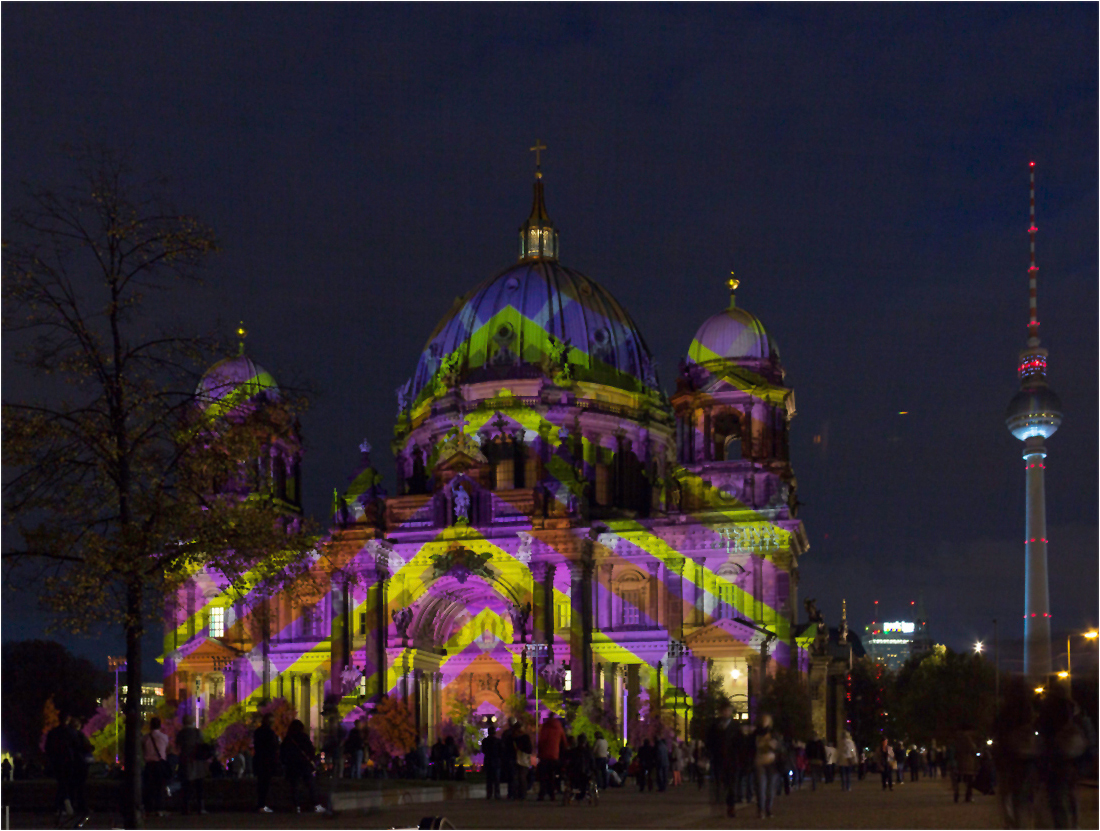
[3,4,1096,673]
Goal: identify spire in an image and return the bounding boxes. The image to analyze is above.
[728,273,739,309]
[1018,163,1050,385]
[1027,162,1040,347]
[236,321,248,356]
[518,140,559,261]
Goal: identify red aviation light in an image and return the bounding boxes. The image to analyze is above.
[1030,161,1035,167]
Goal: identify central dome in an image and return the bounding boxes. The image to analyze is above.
[407,259,658,407]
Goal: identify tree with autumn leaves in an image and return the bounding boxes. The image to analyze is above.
[2,149,315,828]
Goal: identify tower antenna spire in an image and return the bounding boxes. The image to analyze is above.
[1028,161,1039,346]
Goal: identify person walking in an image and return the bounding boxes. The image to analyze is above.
[481,724,502,800]
[253,713,280,813]
[142,716,171,817]
[344,717,364,779]
[510,720,533,801]
[807,735,825,791]
[953,727,978,804]
[280,719,325,813]
[705,703,741,817]
[877,737,895,792]
[753,714,779,819]
[44,713,75,820]
[837,730,857,792]
[670,739,684,786]
[655,737,670,792]
[536,713,566,801]
[593,731,609,790]
[176,715,208,815]
[1038,687,1088,829]
[65,717,92,824]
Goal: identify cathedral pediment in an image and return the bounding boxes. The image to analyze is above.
[684,617,765,651]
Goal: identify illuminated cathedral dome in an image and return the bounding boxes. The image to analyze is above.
[687,281,779,366]
[403,175,658,410]
[688,306,778,364]
[196,352,280,414]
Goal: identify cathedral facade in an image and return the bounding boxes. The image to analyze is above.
[163,170,812,742]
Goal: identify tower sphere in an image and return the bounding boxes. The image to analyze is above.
[1005,385,1062,441]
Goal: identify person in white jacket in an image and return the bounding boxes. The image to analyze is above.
[838,731,858,791]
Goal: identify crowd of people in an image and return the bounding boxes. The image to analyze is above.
[27,682,1095,826]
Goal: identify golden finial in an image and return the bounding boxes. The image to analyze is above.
[530,139,547,179]
[728,272,740,292]
[236,321,247,355]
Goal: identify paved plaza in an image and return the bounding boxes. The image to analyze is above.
[8,776,1098,830]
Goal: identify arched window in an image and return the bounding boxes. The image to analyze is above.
[724,435,742,461]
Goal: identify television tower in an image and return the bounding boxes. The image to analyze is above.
[1005,162,1062,680]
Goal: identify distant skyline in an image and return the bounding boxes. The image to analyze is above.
[2,4,1096,679]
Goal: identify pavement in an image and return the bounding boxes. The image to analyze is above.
[7,774,1098,829]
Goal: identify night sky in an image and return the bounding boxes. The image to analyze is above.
[3,4,1097,679]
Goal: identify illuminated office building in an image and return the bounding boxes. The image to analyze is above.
[864,601,929,672]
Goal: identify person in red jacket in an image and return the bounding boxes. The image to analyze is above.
[536,713,567,801]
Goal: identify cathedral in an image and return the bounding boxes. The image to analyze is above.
[163,162,815,744]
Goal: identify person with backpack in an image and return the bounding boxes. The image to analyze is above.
[142,716,171,817]
[176,715,209,815]
[252,713,280,813]
[280,719,325,813]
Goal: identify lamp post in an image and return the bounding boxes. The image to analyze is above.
[1065,630,1099,688]
[107,656,127,766]
[993,619,999,713]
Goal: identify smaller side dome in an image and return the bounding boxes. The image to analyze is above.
[196,354,280,415]
[687,306,778,364]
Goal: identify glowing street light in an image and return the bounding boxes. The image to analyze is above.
[1034,686,1045,695]
[974,641,984,654]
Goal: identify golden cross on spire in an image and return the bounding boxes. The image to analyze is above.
[236,321,247,355]
[530,139,547,170]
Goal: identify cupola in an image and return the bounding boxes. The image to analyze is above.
[518,140,559,261]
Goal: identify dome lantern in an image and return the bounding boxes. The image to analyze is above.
[518,140,559,262]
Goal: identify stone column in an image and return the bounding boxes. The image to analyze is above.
[601,564,614,632]
[647,562,660,628]
[692,557,706,627]
[703,409,712,461]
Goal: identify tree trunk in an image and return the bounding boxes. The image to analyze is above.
[123,579,144,829]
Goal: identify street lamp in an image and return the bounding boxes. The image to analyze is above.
[1065,629,1099,679]
[974,641,983,654]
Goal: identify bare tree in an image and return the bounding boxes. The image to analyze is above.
[2,149,316,827]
